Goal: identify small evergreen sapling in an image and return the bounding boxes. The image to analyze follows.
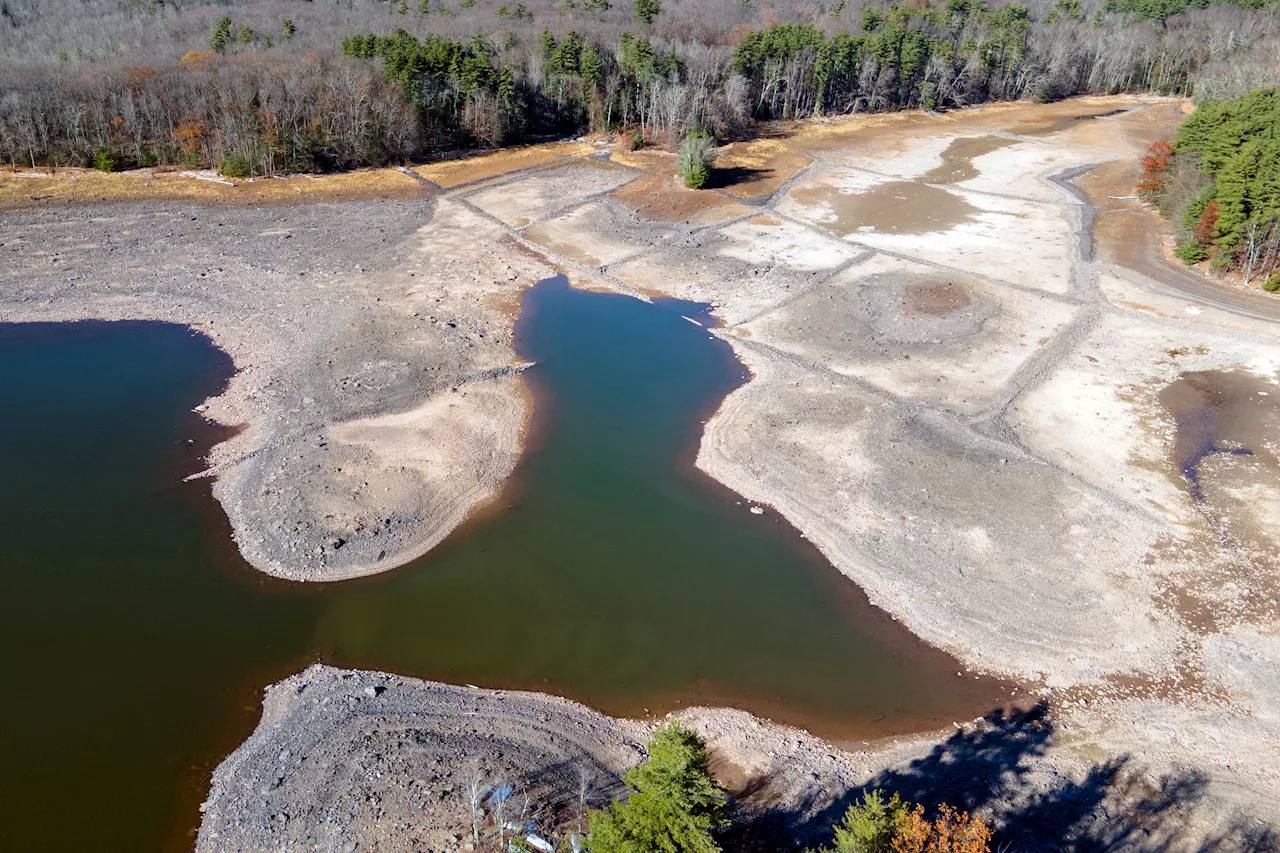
[677,131,715,189]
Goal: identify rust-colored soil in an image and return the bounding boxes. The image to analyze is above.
[610,174,751,224]
[712,139,812,199]
[904,280,972,317]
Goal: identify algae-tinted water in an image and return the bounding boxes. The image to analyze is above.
[0,279,1005,853]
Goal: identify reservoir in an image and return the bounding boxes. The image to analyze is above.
[0,277,1006,853]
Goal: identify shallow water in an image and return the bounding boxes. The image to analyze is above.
[0,278,1007,853]
[1159,368,1279,501]
[792,180,977,236]
[921,135,1017,185]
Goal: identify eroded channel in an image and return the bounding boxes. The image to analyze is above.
[0,278,1010,853]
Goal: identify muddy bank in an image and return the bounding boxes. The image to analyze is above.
[0,196,554,580]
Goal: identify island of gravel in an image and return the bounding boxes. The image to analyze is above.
[3,96,1278,849]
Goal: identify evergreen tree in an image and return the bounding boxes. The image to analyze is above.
[211,16,232,53]
[635,0,661,24]
[588,723,727,853]
[581,44,604,85]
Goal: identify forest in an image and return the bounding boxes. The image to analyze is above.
[1,0,1278,173]
[1140,87,1280,290]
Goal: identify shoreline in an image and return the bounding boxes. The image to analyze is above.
[4,95,1279,848]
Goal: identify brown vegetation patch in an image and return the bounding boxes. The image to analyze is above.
[608,148,678,178]
[609,175,751,224]
[414,142,594,189]
[904,280,972,317]
[712,139,812,199]
[0,166,429,209]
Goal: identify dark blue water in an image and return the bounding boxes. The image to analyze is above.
[0,279,1004,853]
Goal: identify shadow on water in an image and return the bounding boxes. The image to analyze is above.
[723,704,1278,853]
[1,277,1012,853]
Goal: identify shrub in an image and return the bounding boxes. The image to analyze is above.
[93,146,119,172]
[218,153,251,178]
[1136,140,1173,197]
[1032,78,1060,104]
[616,130,642,152]
[814,790,907,853]
[1175,240,1208,264]
[813,791,992,853]
[1263,273,1280,292]
[588,722,727,853]
[676,131,715,189]
[137,150,158,168]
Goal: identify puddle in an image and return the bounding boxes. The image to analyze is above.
[904,280,972,317]
[921,135,1018,184]
[1010,107,1130,137]
[792,180,977,236]
[1159,369,1280,501]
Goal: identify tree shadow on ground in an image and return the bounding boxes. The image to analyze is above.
[720,703,1277,853]
[707,166,770,191]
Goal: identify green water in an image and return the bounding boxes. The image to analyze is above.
[0,278,1002,853]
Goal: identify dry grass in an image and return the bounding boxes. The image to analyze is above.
[0,166,429,209]
[712,139,813,199]
[607,148,679,178]
[412,142,596,189]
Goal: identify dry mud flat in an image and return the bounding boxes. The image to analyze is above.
[5,98,1280,849]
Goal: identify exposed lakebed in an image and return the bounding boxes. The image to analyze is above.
[0,277,1007,853]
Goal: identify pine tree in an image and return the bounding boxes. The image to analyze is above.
[282,18,296,39]
[538,30,557,64]
[634,0,661,24]
[581,44,604,86]
[588,723,727,853]
[211,16,232,53]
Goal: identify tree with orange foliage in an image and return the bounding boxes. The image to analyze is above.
[1193,200,1221,247]
[811,791,992,853]
[891,803,992,853]
[1136,139,1174,197]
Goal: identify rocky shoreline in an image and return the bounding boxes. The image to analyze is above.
[0,193,553,581]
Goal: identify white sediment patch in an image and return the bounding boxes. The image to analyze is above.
[815,132,955,177]
[954,139,1114,204]
[610,216,861,325]
[465,163,636,229]
[1010,309,1280,528]
[737,253,1080,414]
[776,165,1081,295]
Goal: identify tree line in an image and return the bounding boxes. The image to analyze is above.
[1139,87,1280,291]
[1,0,1279,174]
